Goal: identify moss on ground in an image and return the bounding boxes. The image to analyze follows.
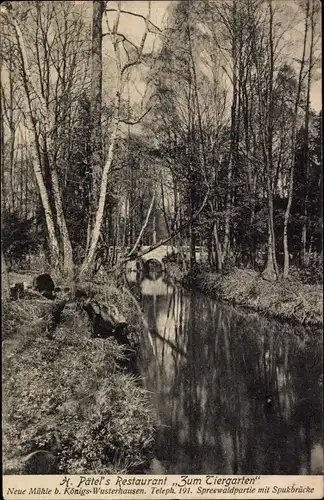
[2,278,155,475]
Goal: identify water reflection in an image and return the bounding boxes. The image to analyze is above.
[128,272,323,475]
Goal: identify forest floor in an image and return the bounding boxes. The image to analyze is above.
[166,264,323,328]
[2,271,155,475]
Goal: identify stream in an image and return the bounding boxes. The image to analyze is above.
[127,272,323,475]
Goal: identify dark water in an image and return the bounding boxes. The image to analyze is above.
[128,273,323,475]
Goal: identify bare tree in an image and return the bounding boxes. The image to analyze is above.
[80,0,155,276]
[88,0,106,249]
[1,1,90,278]
[0,48,22,212]
[283,0,311,278]
[300,0,319,268]
[1,2,61,267]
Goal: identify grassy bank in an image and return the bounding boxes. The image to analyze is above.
[2,277,155,475]
[167,264,323,328]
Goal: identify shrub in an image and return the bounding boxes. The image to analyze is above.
[1,211,39,269]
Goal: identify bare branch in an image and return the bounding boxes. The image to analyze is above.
[119,106,152,125]
[103,32,138,51]
[104,7,162,32]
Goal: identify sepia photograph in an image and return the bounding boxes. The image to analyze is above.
[1,0,323,486]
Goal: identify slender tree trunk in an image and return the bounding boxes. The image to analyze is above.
[90,0,105,227]
[264,166,279,279]
[25,141,61,266]
[255,0,279,279]
[301,0,315,268]
[223,102,236,263]
[81,0,152,275]
[283,0,309,278]
[19,132,24,214]
[267,0,279,278]
[160,179,171,237]
[0,93,5,211]
[223,0,239,264]
[80,89,121,277]
[7,52,16,212]
[4,6,64,268]
[9,126,15,212]
[213,220,223,272]
[1,251,11,301]
[114,208,120,265]
[152,211,157,246]
[50,168,74,277]
[24,140,28,219]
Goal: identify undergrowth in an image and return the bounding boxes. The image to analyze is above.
[2,278,155,475]
[182,267,323,327]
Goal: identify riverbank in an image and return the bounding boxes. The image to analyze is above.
[166,264,323,328]
[2,275,155,475]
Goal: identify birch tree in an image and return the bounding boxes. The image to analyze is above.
[88,0,105,249]
[1,1,90,278]
[0,47,23,212]
[299,0,319,268]
[1,2,61,268]
[282,0,312,278]
[80,0,157,276]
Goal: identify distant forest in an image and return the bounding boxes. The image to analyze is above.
[1,0,322,281]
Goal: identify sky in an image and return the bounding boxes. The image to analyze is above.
[98,0,321,111]
[3,1,320,112]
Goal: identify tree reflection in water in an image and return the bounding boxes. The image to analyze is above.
[134,275,323,475]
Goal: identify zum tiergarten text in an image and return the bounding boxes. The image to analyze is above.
[73,475,259,488]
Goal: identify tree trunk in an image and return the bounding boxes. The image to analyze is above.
[26,142,61,266]
[160,178,171,237]
[0,92,5,211]
[8,52,16,212]
[9,126,15,212]
[283,0,310,278]
[90,0,105,222]
[223,91,236,264]
[223,0,239,264]
[267,0,279,278]
[152,212,157,246]
[213,220,223,272]
[80,92,121,277]
[255,0,279,279]
[5,6,62,267]
[263,227,277,281]
[1,251,11,301]
[301,0,315,268]
[50,168,74,278]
